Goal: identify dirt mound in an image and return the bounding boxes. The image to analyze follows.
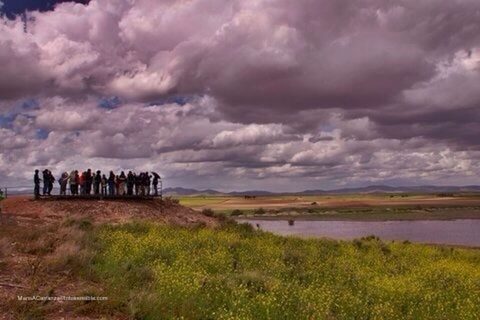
[1,196,217,228]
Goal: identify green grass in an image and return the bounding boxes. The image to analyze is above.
[175,194,480,219]
[175,194,407,208]
[87,221,480,319]
[204,205,480,221]
[177,196,231,207]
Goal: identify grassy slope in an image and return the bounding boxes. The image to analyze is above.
[88,221,480,320]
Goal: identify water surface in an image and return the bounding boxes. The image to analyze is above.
[238,219,480,246]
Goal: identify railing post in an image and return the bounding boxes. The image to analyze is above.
[4,188,7,199]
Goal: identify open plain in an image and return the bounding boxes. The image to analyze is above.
[177,193,480,220]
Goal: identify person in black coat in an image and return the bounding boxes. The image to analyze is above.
[85,169,93,195]
[108,171,115,196]
[34,170,41,198]
[47,170,55,195]
[151,172,160,196]
[145,172,151,195]
[94,170,102,195]
[126,171,134,196]
[134,173,140,195]
[42,169,49,195]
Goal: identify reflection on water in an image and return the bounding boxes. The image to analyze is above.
[237,219,480,246]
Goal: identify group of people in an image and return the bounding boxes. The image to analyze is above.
[34,169,161,198]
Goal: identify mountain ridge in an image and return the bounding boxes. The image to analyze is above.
[164,185,480,196]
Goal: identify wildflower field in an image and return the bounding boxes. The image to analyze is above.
[88,221,480,319]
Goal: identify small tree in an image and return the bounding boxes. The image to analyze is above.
[231,209,244,216]
[202,208,215,217]
[254,207,266,215]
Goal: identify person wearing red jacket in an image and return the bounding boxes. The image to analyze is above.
[79,171,86,195]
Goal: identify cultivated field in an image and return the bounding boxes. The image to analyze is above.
[177,193,480,220]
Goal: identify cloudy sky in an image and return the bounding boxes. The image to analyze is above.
[0,0,479,192]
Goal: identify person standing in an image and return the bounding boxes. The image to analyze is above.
[118,171,127,195]
[85,169,93,195]
[101,174,107,196]
[152,174,159,196]
[59,172,68,195]
[145,172,151,196]
[74,171,80,195]
[134,173,139,195]
[114,175,119,195]
[80,171,86,195]
[94,170,102,195]
[126,171,134,195]
[92,171,96,193]
[34,170,41,199]
[47,170,55,195]
[139,173,145,195]
[69,170,77,195]
[42,169,49,195]
[108,171,115,196]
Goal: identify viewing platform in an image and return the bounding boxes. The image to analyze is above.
[35,194,162,201]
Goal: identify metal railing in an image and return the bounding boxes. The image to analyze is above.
[0,180,163,199]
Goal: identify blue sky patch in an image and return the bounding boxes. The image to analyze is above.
[148,95,196,107]
[99,96,122,110]
[0,0,89,19]
[35,128,49,140]
[0,114,15,129]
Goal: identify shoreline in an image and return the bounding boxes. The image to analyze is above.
[233,210,480,222]
[235,217,480,249]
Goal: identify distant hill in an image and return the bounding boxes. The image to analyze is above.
[5,185,480,197]
[163,187,225,196]
[163,185,480,196]
[298,185,480,195]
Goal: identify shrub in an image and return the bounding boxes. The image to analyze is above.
[253,207,266,215]
[234,222,255,234]
[202,208,215,217]
[164,196,180,205]
[231,209,244,216]
[361,235,380,241]
[45,241,84,273]
[380,244,391,256]
[64,217,92,230]
[353,239,363,249]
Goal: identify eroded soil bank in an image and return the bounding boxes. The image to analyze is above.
[0,196,217,319]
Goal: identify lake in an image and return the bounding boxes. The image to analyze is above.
[237,219,480,247]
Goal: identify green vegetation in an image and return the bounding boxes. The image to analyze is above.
[87,221,480,319]
[176,194,480,221]
[178,196,230,207]
[238,206,480,221]
[201,208,216,217]
[203,205,480,221]
[175,193,476,209]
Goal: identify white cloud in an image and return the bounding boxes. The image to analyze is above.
[1,0,480,190]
